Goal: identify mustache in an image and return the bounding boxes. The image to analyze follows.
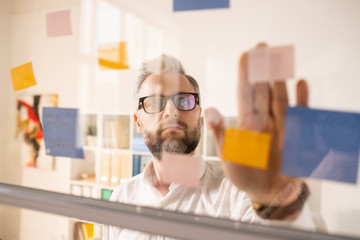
[157,119,188,133]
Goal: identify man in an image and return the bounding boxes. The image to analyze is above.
[104,44,315,239]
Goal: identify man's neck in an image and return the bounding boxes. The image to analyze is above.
[152,157,171,196]
[149,151,196,196]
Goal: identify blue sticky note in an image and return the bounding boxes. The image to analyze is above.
[173,0,229,12]
[42,107,84,159]
[282,106,360,184]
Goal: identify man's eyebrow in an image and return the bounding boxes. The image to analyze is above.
[139,94,163,98]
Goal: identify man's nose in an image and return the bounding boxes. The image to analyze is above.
[162,98,178,117]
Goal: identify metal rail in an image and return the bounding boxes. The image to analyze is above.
[0,183,357,240]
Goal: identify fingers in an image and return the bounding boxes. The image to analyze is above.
[253,43,270,123]
[254,82,270,129]
[256,42,267,48]
[204,107,226,157]
[271,81,288,118]
[296,79,309,107]
[237,43,269,128]
[271,81,288,146]
[237,52,252,119]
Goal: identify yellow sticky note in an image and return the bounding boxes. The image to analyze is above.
[222,128,272,170]
[98,41,129,69]
[11,62,37,91]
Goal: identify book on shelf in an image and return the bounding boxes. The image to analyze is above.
[74,222,94,240]
[131,136,150,152]
[101,188,113,201]
[100,152,111,185]
[131,136,149,152]
[110,151,120,186]
[110,152,130,186]
[101,151,131,186]
[103,119,129,149]
[83,223,94,239]
[119,153,130,182]
[74,222,84,240]
[132,155,141,176]
[133,154,151,176]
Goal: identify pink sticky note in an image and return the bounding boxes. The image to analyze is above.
[46,9,72,37]
[248,45,294,83]
[162,153,200,188]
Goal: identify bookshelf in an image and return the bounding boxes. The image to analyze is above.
[69,112,236,239]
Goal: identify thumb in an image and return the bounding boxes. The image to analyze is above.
[204,107,226,158]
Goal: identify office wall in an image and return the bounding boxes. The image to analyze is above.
[0,0,21,239]
[0,0,12,183]
[2,0,83,239]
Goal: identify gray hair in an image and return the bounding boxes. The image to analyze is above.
[134,54,200,108]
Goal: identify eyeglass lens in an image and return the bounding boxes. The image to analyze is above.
[143,94,196,113]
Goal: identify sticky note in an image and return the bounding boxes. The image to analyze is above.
[42,107,84,159]
[46,9,72,37]
[162,153,200,188]
[248,45,294,83]
[173,0,229,12]
[98,42,129,69]
[10,62,37,92]
[223,128,272,170]
[282,106,360,184]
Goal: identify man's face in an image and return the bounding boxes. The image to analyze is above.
[134,72,202,160]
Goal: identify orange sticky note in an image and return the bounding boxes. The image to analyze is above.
[162,153,200,188]
[10,62,37,91]
[98,41,129,69]
[222,128,272,170]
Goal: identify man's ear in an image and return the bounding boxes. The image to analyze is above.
[133,113,142,134]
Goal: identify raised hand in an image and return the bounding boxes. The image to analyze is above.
[204,43,309,204]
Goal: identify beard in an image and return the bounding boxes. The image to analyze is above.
[143,119,201,160]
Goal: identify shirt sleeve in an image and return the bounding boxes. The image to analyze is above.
[229,183,257,222]
[229,183,317,231]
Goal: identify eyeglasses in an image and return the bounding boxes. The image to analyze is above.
[138,92,199,114]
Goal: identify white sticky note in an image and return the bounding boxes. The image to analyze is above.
[248,45,294,83]
[162,153,200,188]
[46,9,72,37]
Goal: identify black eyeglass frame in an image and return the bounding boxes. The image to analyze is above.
[138,92,200,114]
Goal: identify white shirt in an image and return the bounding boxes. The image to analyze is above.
[104,157,315,240]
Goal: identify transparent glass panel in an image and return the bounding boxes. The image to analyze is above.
[1,0,360,239]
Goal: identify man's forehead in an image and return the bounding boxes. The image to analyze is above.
[138,73,194,96]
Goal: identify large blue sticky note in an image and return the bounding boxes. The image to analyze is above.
[282,106,360,184]
[42,107,84,159]
[173,0,229,12]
